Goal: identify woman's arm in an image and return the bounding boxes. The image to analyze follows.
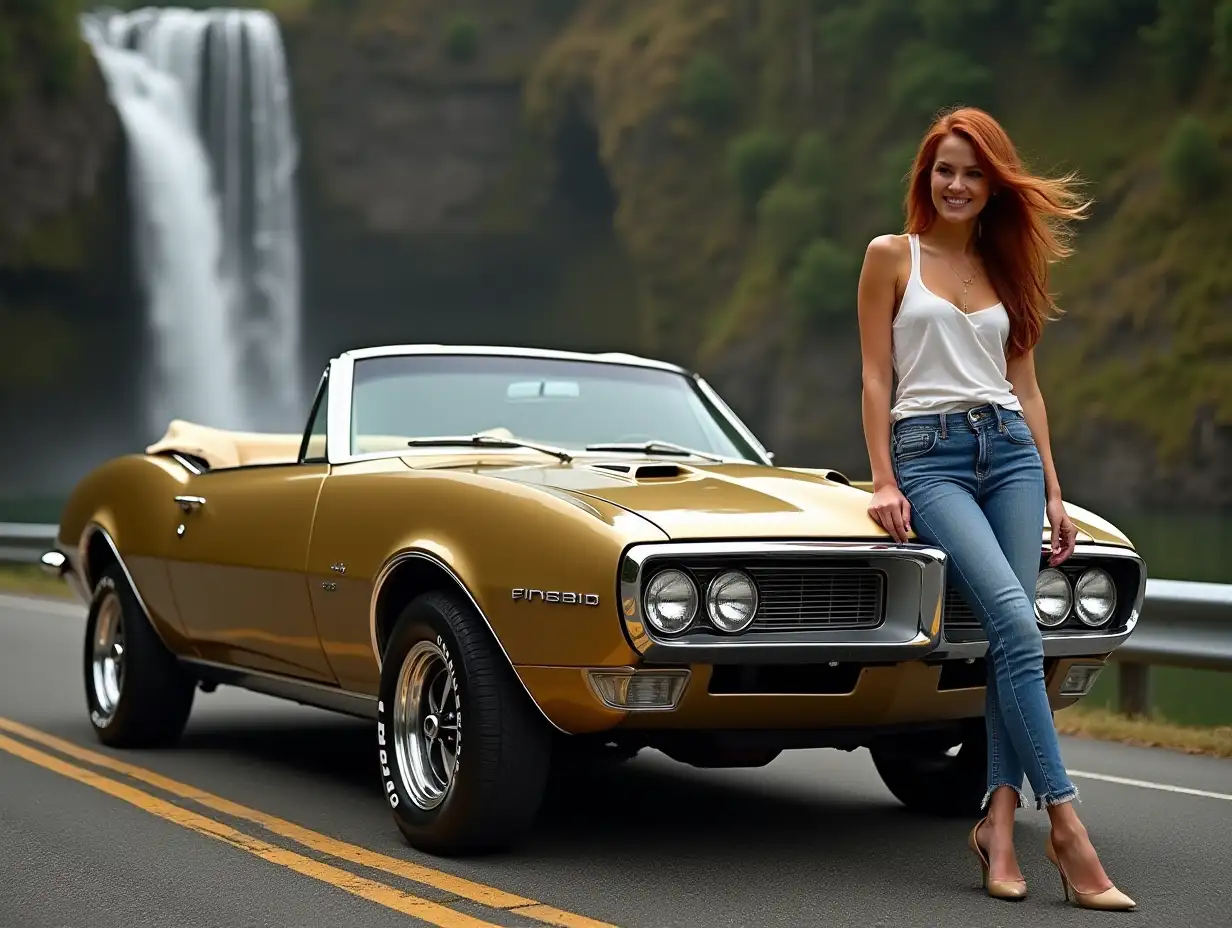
[858,235,911,541]
[1007,348,1076,564]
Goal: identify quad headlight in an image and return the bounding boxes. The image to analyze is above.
[1034,568,1072,627]
[1034,565,1119,629]
[705,570,758,633]
[643,568,698,634]
[1074,567,1116,627]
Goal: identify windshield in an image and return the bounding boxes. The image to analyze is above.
[347,354,765,461]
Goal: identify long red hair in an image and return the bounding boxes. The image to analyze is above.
[904,107,1090,358]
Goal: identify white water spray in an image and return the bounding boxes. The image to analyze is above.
[82,6,304,435]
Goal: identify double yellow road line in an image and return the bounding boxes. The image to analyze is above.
[0,717,616,928]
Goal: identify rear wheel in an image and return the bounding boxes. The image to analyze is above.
[869,722,987,816]
[377,590,551,855]
[83,564,195,747]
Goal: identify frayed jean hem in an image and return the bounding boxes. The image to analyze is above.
[1034,786,1080,811]
[981,783,1027,811]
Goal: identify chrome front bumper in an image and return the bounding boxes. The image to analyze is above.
[618,541,1146,666]
[39,543,89,603]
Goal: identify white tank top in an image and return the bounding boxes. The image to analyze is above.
[891,233,1022,421]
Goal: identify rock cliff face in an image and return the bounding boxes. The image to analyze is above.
[0,59,117,266]
[276,0,1232,508]
[0,10,140,497]
[282,0,1232,507]
[4,0,1227,511]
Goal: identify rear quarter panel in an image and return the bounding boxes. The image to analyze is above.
[59,454,199,652]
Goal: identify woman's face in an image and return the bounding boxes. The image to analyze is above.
[929,132,991,225]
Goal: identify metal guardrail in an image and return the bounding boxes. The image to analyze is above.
[0,522,57,565]
[3,522,1229,715]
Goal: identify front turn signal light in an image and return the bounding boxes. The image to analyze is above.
[587,669,690,710]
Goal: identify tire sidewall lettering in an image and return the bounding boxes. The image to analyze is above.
[376,709,399,808]
[435,633,462,775]
[378,620,463,815]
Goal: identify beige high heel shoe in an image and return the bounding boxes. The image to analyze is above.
[968,817,1027,900]
[1045,836,1136,910]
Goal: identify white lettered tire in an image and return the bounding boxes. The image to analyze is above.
[83,564,196,747]
[377,589,551,855]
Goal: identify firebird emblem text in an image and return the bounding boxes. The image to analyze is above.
[512,588,600,606]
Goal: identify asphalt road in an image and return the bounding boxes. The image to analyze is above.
[2,592,1229,928]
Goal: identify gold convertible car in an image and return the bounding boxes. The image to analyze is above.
[41,344,1145,854]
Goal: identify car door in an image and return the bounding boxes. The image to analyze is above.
[160,372,337,683]
[164,459,337,683]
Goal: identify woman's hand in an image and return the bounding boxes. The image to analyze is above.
[869,484,912,543]
[1047,496,1076,565]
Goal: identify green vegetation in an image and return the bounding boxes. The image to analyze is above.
[1163,114,1223,201]
[0,0,88,108]
[679,51,738,128]
[1081,664,1232,728]
[0,566,75,601]
[519,0,1232,458]
[726,129,790,213]
[1056,703,1232,758]
[443,13,480,62]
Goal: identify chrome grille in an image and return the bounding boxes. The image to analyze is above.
[944,585,981,629]
[943,584,986,641]
[680,563,886,633]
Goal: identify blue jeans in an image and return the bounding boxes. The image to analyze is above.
[891,403,1078,811]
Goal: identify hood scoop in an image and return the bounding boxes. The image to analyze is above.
[590,462,691,481]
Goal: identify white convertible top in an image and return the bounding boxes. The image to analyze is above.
[146,420,302,470]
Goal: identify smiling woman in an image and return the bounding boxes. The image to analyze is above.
[856,106,1137,911]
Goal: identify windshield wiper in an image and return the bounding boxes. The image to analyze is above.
[405,434,573,463]
[584,440,727,462]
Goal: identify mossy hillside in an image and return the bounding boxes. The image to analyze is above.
[0,1,89,109]
[517,0,1232,463]
[0,1,126,387]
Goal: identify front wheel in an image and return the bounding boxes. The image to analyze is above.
[377,590,551,855]
[83,564,196,747]
[869,722,987,816]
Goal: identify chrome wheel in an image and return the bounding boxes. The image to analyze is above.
[91,592,126,721]
[392,640,460,810]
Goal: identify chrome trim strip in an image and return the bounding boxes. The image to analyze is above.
[338,343,690,376]
[619,541,948,665]
[930,543,1148,661]
[180,657,377,720]
[78,523,177,652]
[170,452,204,475]
[368,548,568,734]
[692,374,773,465]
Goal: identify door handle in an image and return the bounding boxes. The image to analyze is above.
[174,495,207,512]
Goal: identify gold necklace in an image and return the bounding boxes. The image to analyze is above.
[942,255,978,314]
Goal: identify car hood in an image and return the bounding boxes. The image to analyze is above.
[420,457,893,540]
[402,455,1136,547]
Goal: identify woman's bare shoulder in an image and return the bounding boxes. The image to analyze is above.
[862,233,910,283]
[864,232,909,262]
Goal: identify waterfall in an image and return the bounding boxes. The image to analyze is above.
[81,6,304,436]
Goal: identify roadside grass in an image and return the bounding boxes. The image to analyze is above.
[0,565,75,600]
[1055,704,1232,760]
